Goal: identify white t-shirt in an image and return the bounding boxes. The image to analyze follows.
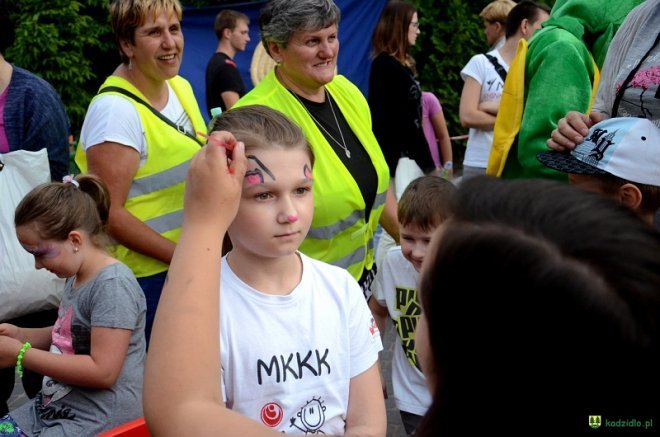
[79,82,193,166]
[372,247,431,416]
[460,49,509,168]
[220,253,382,434]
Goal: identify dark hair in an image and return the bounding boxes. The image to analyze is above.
[417,177,660,435]
[259,0,340,56]
[0,0,16,53]
[371,0,417,70]
[109,0,183,65]
[214,9,249,40]
[15,174,112,248]
[398,176,455,232]
[504,0,551,38]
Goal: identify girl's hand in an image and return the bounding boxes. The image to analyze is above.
[0,335,23,368]
[0,323,20,340]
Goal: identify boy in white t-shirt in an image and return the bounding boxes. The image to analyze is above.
[369,176,456,435]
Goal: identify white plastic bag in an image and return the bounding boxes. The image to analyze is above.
[0,149,64,321]
[394,156,424,200]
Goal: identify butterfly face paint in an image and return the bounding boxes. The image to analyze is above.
[228,148,314,261]
[15,224,79,278]
[21,241,61,259]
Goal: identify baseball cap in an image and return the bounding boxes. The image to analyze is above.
[537,117,660,186]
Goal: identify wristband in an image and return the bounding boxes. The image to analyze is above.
[443,161,453,170]
[16,342,31,378]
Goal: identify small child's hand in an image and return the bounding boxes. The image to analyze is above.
[184,131,247,230]
[0,335,22,368]
[0,323,19,339]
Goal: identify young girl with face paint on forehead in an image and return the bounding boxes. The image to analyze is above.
[0,174,146,436]
[198,105,385,435]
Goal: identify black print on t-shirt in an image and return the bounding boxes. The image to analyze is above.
[289,396,327,434]
[257,348,331,385]
[393,286,422,370]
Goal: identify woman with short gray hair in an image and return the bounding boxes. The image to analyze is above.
[236,0,398,303]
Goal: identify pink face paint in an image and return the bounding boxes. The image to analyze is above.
[287,214,299,223]
[303,164,313,180]
[245,170,264,185]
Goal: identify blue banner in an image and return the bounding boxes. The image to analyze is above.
[180,0,388,121]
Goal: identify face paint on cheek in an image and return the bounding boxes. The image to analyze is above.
[27,242,60,259]
[303,164,312,181]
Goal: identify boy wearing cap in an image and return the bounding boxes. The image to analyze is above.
[537,117,660,225]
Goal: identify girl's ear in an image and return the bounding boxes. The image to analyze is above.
[494,21,504,37]
[68,230,84,251]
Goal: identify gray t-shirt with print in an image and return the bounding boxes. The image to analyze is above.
[11,262,146,436]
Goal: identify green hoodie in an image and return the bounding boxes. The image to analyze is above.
[501,0,643,180]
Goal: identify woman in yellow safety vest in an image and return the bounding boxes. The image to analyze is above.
[75,0,207,343]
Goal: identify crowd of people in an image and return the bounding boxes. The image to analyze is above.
[1,0,658,435]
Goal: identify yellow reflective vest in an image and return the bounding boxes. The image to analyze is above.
[235,71,390,280]
[75,75,206,277]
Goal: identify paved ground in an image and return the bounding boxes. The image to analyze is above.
[382,323,407,436]
[8,323,407,436]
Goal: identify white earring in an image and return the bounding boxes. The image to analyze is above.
[73,247,79,253]
[128,58,133,71]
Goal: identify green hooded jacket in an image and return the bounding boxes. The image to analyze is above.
[501,0,643,180]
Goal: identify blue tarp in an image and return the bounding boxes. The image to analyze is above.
[180,0,388,122]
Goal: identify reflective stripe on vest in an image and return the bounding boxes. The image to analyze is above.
[145,210,184,234]
[307,189,386,241]
[128,160,190,199]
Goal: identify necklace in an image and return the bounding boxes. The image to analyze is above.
[292,89,351,159]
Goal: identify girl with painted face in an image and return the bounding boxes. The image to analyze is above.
[235,0,395,301]
[145,105,386,436]
[0,174,146,436]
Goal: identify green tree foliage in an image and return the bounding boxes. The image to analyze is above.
[413,0,489,139]
[5,0,114,135]
[3,0,255,135]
